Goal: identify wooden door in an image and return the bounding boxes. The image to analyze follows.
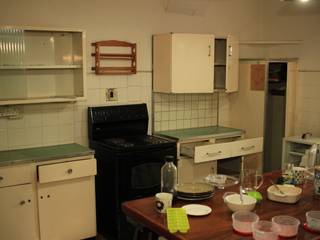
[0,184,38,240]
[171,33,214,93]
[38,177,96,240]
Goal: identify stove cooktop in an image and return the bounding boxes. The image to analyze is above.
[101,135,173,149]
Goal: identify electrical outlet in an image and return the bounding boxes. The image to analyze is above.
[106,88,118,101]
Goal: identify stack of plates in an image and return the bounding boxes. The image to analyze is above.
[176,183,214,201]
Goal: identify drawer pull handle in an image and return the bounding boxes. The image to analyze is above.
[20,200,26,205]
[241,145,255,151]
[206,151,222,157]
[0,176,3,181]
[67,169,73,174]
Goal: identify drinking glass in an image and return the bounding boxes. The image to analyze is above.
[241,169,263,193]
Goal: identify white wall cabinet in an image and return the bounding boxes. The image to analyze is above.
[153,33,214,93]
[0,156,96,240]
[153,33,239,93]
[0,26,86,105]
[0,184,38,240]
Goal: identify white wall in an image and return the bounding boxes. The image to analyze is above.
[0,0,261,150]
[260,0,320,136]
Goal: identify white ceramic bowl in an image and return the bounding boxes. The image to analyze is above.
[223,192,257,212]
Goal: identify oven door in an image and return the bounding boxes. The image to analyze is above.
[118,147,176,201]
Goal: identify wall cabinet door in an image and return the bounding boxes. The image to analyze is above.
[38,177,96,240]
[214,35,239,93]
[0,184,38,240]
[153,33,214,93]
[226,35,239,93]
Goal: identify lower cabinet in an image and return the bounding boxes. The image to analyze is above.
[0,157,97,240]
[0,184,38,240]
[38,177,96,240]
[37,158,97,240]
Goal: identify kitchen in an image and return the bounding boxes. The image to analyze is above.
[0,0,320,239]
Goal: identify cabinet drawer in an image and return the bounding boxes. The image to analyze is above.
[0,165,32,188]
[194,142,232,163]
[232,137,263,157]
[38,159,97,184]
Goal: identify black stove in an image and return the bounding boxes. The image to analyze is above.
[101,135,172,149]
[88,103,176,240]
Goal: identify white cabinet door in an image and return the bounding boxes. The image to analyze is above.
[38,176,96,240]
[226,35,239,93]
[153,33,214,93]
[0,184,38,240]
[171,33,214,93]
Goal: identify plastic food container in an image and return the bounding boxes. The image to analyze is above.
[223,192,257,212]
[252,220,279,240]
[232,211,259,235]
[271,215,300,237]
[267,184,302,204]
[306,211,320,231]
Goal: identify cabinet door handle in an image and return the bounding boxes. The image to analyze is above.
[228,45,233,57]
[241,145,255,151]
[67,168,73,174]
[208,45,211,56]
[20,200,26,205]
[206,151,222,157]
[0,176,3,181]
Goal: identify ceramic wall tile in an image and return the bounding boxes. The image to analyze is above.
[0,129,7,150]
[42,109,59,126]
[58,124,74,143]
[42,126,59,145]
[128,86,141,102]
[25,111,43,127]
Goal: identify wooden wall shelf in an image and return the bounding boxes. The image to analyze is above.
[91,40,136,75]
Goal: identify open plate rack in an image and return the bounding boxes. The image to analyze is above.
[91,40,136,75]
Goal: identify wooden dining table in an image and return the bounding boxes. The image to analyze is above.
[122,171,320,240]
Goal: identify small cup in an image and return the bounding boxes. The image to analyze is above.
[306,211,320,231]
[252,220,279,240]
[232,211,259,235]
[271,215,300,238]
[155,192,173,213]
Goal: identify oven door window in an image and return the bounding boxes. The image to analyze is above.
[131,162,162,189]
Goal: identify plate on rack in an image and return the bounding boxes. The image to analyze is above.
[204,174,239,189]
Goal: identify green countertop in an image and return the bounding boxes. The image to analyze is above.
[156,126,244,141]
[0,143,94,167]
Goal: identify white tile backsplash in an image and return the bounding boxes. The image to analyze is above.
[153,93,220,131]
[0,72,153,150]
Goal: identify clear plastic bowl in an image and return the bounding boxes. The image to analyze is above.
[232,211,259,235]
[272,215,300,237]
[252,220,279,240]
[306,211,320,231]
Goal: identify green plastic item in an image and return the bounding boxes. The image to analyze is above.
[247,191,263,201]
[166,208,190,234]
